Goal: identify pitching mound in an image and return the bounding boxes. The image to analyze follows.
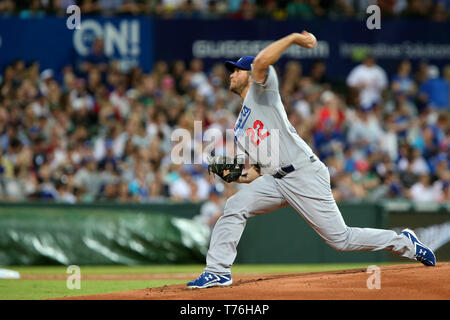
[58,263,450,300]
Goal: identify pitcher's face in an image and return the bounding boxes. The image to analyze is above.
[229,68,250,96]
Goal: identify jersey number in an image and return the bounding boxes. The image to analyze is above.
[247,120,270,147]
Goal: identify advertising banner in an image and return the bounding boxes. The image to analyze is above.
[0,17,152,74]
[153,19,450,81]
[0,17,448,80]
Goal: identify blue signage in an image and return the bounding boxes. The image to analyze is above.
[0,17,153,74]
[153,19,450,80]
[0,17,448,80]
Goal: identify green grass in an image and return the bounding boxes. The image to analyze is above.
[1,263,401,300]
[0,279,185,300]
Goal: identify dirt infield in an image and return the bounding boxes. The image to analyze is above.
[58,263,450,300]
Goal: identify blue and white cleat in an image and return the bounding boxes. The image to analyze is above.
[186,272,232,289]
[401,228,436,266]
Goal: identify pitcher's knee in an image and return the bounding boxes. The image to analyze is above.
[327,239,349,252]
[324,228,351,252]
[223,194,248,219]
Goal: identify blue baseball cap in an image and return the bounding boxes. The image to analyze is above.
[225,56,255,72]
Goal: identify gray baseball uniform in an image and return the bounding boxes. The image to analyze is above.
[204,65,415,275]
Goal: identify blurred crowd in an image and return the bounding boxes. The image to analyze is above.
[0,36,449,205]
[0,0,448,21]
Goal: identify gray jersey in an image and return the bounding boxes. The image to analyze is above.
[233,65,315,175]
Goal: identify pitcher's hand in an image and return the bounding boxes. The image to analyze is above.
[293,30,317,49]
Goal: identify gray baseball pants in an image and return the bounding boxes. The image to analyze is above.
[204,159,415,275]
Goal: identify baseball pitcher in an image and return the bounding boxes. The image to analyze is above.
[187,31,436,289]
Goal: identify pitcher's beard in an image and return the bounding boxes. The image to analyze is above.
[230,85,242,96]
[230,81,247,96]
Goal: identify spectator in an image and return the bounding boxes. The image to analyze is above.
[174,0,202,18]
[440,181,450,202]
[325,0,355,19]
[443,64,450,107]
[229,0,257,19]
[391,60,417,100]
[380,113,399,161]
[117,0,142,15]
[73,156,103,202]
[47,0,76,15]
[347,108,383,158]
[286,0,321,19]
[410,148,430,175]
[347,54,388,111]
[189,58,213,100]
[109,80,131,119]
[56,180,77,204]
[168,166,192,202]
[384,170,404,199]
[19,0,45,18]
[333,172,367,201]
[309,60,328,86]
[409,174,440,202]
[431,0,449,21]
[342,144,357,173]
[313,119,345,161]
[418,65,449,109]
[390,92,416,144]
[258,0,288,20]
[315,91,345,132]
[128,164,152,202]
[79,0,101,15]
[401,0,433,19]
[0,0,16,15]
[194,185,225,233]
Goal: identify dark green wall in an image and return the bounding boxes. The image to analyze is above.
[237,202,388,264]
[0,201,448,265]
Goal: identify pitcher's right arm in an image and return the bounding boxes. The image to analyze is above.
[252,31,317,84]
